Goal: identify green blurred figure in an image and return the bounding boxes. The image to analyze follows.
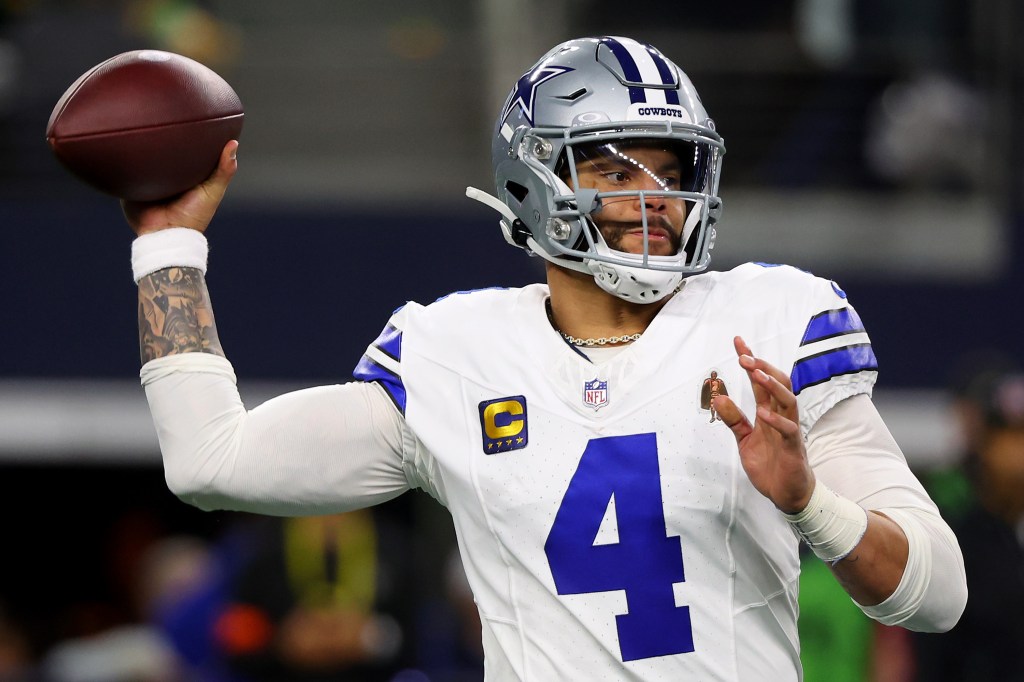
[799,549,873,682]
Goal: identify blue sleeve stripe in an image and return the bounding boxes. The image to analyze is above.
[353,355,407,414]
[374,324,402,362]
[799,308,865,346]
[791,344,878,395]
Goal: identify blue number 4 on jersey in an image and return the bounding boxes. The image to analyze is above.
[544,433,695,661]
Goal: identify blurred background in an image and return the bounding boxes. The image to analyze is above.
[0,0,1022,680]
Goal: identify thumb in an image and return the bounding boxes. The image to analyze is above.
[713,395,753,442]
[198,140,239,201]
[171,140,240,232]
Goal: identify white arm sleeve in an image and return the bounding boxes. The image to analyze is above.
[805,393,967,632]
[141,352,412,516]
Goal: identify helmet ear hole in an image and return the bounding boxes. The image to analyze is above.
[506,181,529,203]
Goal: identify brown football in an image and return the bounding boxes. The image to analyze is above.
[46,50,244,202]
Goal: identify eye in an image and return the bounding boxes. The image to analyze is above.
[602,170,629,184]
[659,174,681,189]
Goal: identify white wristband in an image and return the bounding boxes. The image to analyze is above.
[782,481,868,565]
[131,228,209,283]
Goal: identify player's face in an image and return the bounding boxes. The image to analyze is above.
[569,142,690,257]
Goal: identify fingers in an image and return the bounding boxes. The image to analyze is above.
[755,403,802,440]
[737,337,792,387]
[735,335,771,409]
[734,336,796,408]
[751,367,798,420]
[734,336,792,388]
[731,335,801,435]
[733,335,753,358]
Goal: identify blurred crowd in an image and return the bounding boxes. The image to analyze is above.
[0,501,484,682]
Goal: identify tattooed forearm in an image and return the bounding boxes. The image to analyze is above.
[138,267,224,363]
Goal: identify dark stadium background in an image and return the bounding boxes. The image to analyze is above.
[0,0,1020,678]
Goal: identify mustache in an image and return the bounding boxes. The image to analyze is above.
[598,216,682,250]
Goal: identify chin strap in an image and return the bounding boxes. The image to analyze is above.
[466,185,684,303]
[465,186,525,249]
[465,186,517,224]
[465,185,592,274]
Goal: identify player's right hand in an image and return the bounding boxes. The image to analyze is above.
[122,140,239,237]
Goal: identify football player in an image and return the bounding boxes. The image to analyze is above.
[126,36,966,680]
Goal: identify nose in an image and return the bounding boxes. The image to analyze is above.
[634,175,667,214]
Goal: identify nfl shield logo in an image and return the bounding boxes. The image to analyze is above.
[583,378,609,411]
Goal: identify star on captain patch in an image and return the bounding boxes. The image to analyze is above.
[583,378,609,411]
[700,371,729,422]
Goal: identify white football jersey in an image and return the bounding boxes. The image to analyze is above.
[353,263,878,681]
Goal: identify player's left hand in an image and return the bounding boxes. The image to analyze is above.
[713,336,816,514]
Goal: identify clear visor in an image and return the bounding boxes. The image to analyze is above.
[557,138,710,197]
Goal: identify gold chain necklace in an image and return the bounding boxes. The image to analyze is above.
[545,299,642,347]
[559,331,643,347]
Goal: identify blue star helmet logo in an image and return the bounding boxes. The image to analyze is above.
[500,65,575,128]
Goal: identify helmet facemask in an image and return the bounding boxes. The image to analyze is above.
[521,124,723,302]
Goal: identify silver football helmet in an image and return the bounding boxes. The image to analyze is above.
[467,36,725,303]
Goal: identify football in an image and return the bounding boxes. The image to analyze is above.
[46,50,244,202]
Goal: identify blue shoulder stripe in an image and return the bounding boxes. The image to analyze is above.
[800,307,866,346]
[353,355,407,414]
[791,344,878,395]
[374,324,402,362]
[353,322,406,412]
